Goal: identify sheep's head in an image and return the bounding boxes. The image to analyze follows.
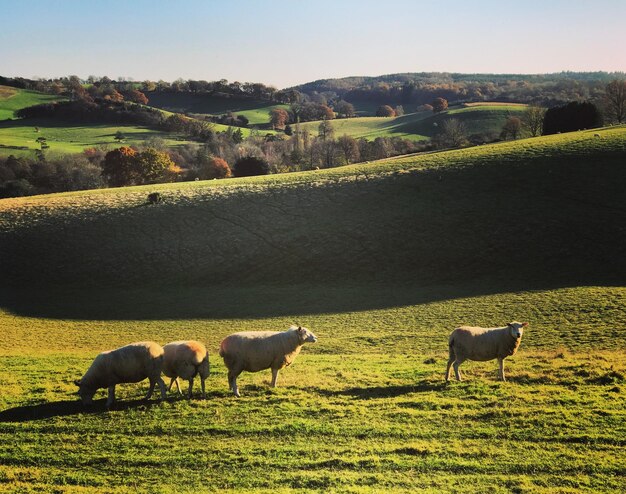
[295,325,317,344]
[507,321,528,339]
[74,379,96,405]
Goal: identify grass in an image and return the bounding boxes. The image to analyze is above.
[1,127,626,491]
[0,119,198,157]
[0,85,66,121]
[299,104,528,141]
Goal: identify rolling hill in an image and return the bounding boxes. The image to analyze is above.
[298,104,528,141]
[0,85,66,121]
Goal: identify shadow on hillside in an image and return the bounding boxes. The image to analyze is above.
[0,398,165,422]
[0,274,623,321]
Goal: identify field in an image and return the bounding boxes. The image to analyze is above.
[0,119,199,158]
[299,104,528,141]
[1,127,626,492]
[0,86,66,121]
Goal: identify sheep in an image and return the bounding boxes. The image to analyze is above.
[219,325,317,397]
[74,341,166,408]
[162,340,210,399]
[445,322,528,382]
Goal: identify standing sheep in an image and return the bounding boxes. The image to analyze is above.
[74,341,166,408]
[445,322,528,382]
[219,325,317,397]
[162,340,210,399]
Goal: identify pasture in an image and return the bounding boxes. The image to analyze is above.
[0,86,65,121]
[0,119,197,158]
[298,104,528,141]
[1,127,625,492]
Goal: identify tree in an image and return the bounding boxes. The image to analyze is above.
[335,100,355,118]
[337,135,360,164]
[269,108,290,129]
[394,105,405,117]
[114,130,126,143]
[233,156,270,177]
[435,118,467,148]
[376,105,396,117]
[125,89,149,105]
[318,119,334,141]
[198,156,231,180]
[604,79,626,124]
[431,97,448,113]
[522,105,546,137]
[542,101,603,135]
[284,124,293,136]
[500,116,522,140]
[135,148,176,183]
[101,146,139,186]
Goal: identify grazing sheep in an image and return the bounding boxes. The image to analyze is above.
[74,341,166,408]
[445,322,528,382]
[219,325,317,397]
[162,340,210,399]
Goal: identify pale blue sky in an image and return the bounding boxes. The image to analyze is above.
[1,0,624,88]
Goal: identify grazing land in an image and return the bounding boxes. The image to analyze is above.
[299,104,528,141]
[0,86,66,121]
[0,127,625,492]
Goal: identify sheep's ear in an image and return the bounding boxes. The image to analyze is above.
[507,323,513,328]
[74,379,82,387]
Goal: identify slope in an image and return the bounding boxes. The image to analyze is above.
[0,85,66,121]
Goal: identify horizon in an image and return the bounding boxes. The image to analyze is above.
[2,0,625,88]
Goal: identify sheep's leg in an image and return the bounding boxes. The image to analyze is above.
[498,358,506,381]
[187,378,194,399]
[168,377,181,394]
[106,385,116,409]
[453,360,464,381]
[271,368,280,388]
[157,377,166,400]
[173,378,182,395]
[445,358,455,382]
[228,370,241,397]
[146,378,156,400]
[200,376,206,399]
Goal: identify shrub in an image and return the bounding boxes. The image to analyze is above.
[375,105,396,117]
[233,156,270,177]
[198,157,231,180]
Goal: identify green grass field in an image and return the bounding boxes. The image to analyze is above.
[1,127,625,492]
[0,119,199,158]
[299,104,527,141]
[0,85,66,121]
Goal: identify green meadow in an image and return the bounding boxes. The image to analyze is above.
[0,85,65,121]
[299,104,527,141]
[1,127,625,492]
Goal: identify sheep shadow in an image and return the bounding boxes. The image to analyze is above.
[317,381,446,399]
[0,398,164,422]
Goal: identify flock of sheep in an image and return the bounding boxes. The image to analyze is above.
[74,322,527,408]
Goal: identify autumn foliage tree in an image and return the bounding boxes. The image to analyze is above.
[198,156,231,180]
[102,146,138,186]
[134,148,177,183]
[431,97,448,113]
[500,116,522,140]
[124,89,149,105]
[375,105,396,117]
[269,108,290,129]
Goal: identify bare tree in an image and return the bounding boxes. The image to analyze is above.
[435,118,467,148]
[604,79,626,124]
[337,135,360,164]
[522,105,546,137]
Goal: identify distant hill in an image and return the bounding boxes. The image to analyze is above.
[0,85,65,121]
[298,104,528,141]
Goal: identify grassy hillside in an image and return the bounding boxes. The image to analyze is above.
[0,119,197,157]
[0,85,65,121]
[299,104,527,141]
[1,128,625,492]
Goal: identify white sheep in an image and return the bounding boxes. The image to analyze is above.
[219,325,317,397]
[445,322,528,382]
[74,341,166,408]
[162,340,210,399]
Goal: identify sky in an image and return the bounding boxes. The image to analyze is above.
[1,0,625,89]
